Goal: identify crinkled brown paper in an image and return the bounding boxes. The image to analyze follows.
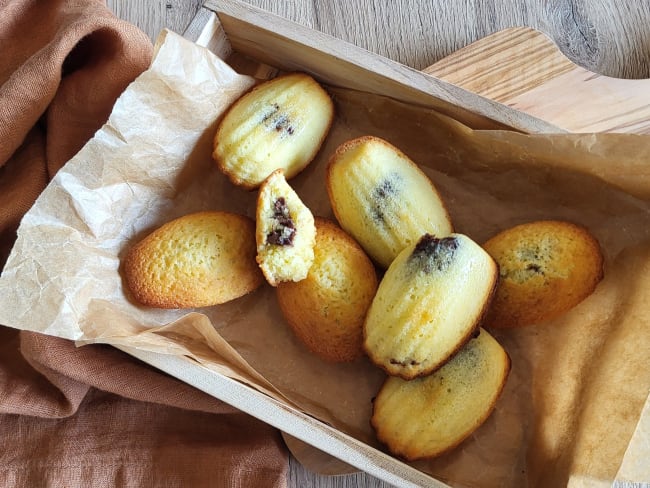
[0,29,648,488]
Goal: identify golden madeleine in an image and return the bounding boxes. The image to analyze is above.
[326,136,452,268]
[371,328,510,461]
[277,218,378,362]
[483,220,604,328]
[213,72,334,189]
[364,233,497,379]
[123,211,263,308]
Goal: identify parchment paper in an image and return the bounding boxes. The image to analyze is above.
[0,29,648,487]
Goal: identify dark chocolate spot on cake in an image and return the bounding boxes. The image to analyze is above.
[453,339,481,372]
[526,263,544,274]
[518,248,540,263]
[266,197,296,246]
[370,174,401,223]
[261,103,295,137]
[374,178,397,199]
[389,358,420,366]
[409,234,459,274]
[502,243,556,282]
[262,103,280,123]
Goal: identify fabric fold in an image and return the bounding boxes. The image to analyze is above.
[0,1,288,486]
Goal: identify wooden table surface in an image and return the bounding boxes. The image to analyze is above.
[105,1,650,487]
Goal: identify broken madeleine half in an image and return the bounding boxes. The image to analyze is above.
[371,328,510,461]
[213,72,334,189]
[326,135,452,268]
[123,211,263,308]
[256,169,316,286]
[364,233,498,379]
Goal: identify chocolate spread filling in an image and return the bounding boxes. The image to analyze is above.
[409,234,459,273]
[266,197,296,246]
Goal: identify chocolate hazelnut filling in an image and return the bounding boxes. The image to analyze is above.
[267,197,296,246]
[409,234,459,274]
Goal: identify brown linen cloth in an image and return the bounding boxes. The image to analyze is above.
[0,1,288,486]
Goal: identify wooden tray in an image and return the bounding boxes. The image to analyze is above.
[424,26,650,134]
[184,1,562,134]
[186,7,650,135]
[114,2,650,487]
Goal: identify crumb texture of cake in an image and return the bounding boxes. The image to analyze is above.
[276,218,378,362]
[123,211,263,308]
[364,233,497,379]
[256,169,316,286]
[213,72,334,189]
[371,328,510,461]
[326,135,452,268]
[483,220,604,328]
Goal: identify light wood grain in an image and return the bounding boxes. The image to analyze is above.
[103,1,650,487]
[107,0,650,79]
[424,27,650,133]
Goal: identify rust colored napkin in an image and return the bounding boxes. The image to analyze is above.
[0,1,288,486]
